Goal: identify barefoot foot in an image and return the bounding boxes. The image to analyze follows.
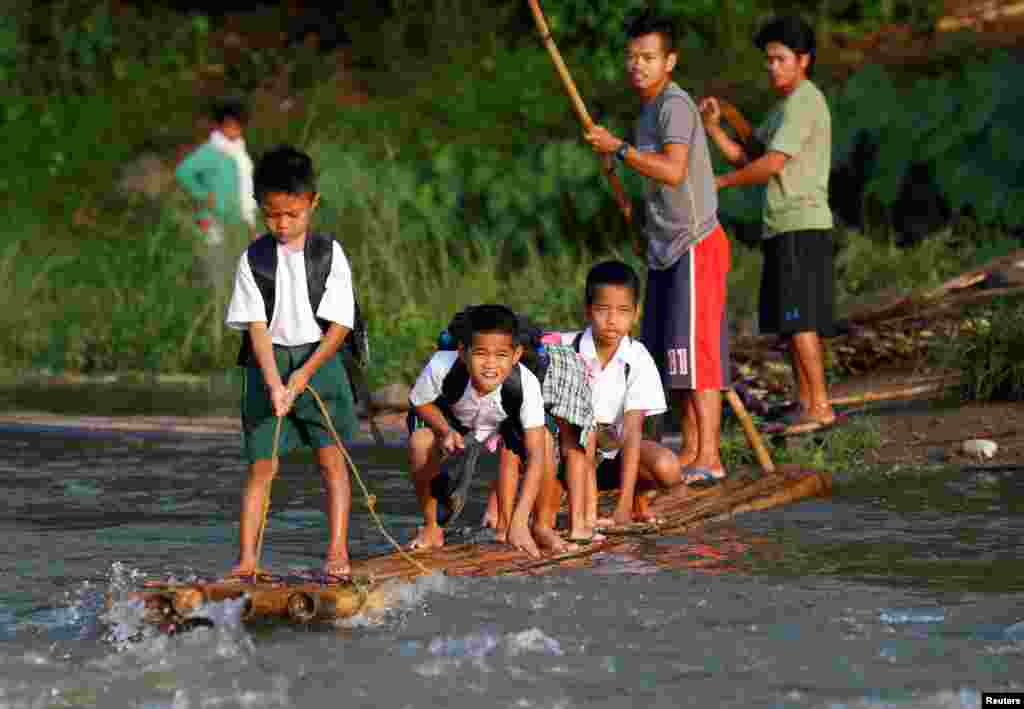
[507,523,541,559]
[408,525,445,551]
[532,526,578,555]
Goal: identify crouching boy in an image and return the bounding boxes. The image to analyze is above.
[559,261,682,527]
[407,305,591,558]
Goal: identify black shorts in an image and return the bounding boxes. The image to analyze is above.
[759,229,835,337]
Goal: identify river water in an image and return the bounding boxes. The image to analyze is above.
[1,414,1023,708]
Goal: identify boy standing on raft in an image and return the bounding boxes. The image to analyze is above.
[224,145,360,580]
[407,305,584,559]
[586,12,731,486]
[551,261,681,527]
[701,15,836,435]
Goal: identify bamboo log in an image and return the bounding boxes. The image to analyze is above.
[526,0,633,223]
[829,379,958,406]
[937,0,1024,31]
[128,468,830,627]
[725,389,776,474]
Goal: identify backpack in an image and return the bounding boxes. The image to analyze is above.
[431,307,549,435]
[238,231,370,397]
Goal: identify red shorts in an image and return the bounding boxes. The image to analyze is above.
[641,225,731,391]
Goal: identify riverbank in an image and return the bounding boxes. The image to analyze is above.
[4,366,1021,469]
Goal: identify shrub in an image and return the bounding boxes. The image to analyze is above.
[934,298,1024,402]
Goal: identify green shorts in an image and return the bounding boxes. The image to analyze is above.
[242,343,358,463]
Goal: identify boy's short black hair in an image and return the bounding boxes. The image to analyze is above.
[585,260,641,305]
[625,11,677,54]
[754,15,816,75]
[458,304,520,347]
[211,96,248,125]
[253,145,318,202]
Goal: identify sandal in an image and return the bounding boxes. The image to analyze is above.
[682,466,727,488]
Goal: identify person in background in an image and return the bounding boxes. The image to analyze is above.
[701,15,836,434]
[176,97,258,247]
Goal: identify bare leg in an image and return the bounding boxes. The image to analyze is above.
[481,486,498,529]
[408,427,445,550]
[682,390,726,483]
[584,434,601,530]
[675,390,699,468]
[231,458,276,576]
[790,331,834,422]
[787,343,811,411]
[557,422,591,542]
[531,434,574,554]
[494,446,522,543]
[634,440,683,519]
[317,445,351,576]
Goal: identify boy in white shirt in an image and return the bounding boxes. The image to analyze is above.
[558,261,681,529]
[224,145,360,581]
[407,305,558,559]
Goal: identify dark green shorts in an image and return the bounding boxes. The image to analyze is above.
[242,343,358,463]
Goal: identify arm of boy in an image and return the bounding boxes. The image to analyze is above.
[248,322,290,416]
[612,409,646,525]
[284,322,351,400]
[413,402,465,454]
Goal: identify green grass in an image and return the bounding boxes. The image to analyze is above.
[932,297,1024,402]
[720,413,881,474]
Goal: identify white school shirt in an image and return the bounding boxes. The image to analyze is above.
[560,328,667,459]
[408,351,546,442]
[225,239,355,345]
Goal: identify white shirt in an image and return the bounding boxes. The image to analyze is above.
[408,351,546,442]
[560,328,667,459]
[225,239,355,346]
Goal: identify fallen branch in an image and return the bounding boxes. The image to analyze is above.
[936,0,1024,32]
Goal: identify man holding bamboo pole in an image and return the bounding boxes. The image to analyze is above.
[701,15,836,435]
[585,12,731,487]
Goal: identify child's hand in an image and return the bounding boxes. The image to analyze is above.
[441,430,465,456]
[270,384,293,417]
[286,370,310,400]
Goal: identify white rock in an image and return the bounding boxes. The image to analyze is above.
[962,439,998,460]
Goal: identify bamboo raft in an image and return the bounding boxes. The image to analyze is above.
[129,466,830,631]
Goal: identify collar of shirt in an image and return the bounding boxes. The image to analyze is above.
[579,327,632,373]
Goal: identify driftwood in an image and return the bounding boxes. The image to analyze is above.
[936,0,1024,32]
[128,467,829,628]
[732,250,1024,397]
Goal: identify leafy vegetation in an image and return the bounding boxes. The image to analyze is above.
[933,298,1024,402]
[0,0,1020,394]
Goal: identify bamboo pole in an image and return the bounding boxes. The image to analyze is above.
[526,0,633,222]
[725,389,776,474]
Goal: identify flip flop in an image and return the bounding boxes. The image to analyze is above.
[435,437,485,528]
[682,466,727,489]
[767,411,848,437]
[568,532,607,546]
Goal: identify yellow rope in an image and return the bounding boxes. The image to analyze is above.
[306,384,433,577]
[252,383,433,578]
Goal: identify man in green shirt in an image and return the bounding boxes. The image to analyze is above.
[701,15,836,433]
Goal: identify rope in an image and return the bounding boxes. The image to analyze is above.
[252,383,433,578]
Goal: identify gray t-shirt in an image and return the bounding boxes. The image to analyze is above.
[634,82,720,270]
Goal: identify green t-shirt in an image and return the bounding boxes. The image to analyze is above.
[755,79,834,237]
